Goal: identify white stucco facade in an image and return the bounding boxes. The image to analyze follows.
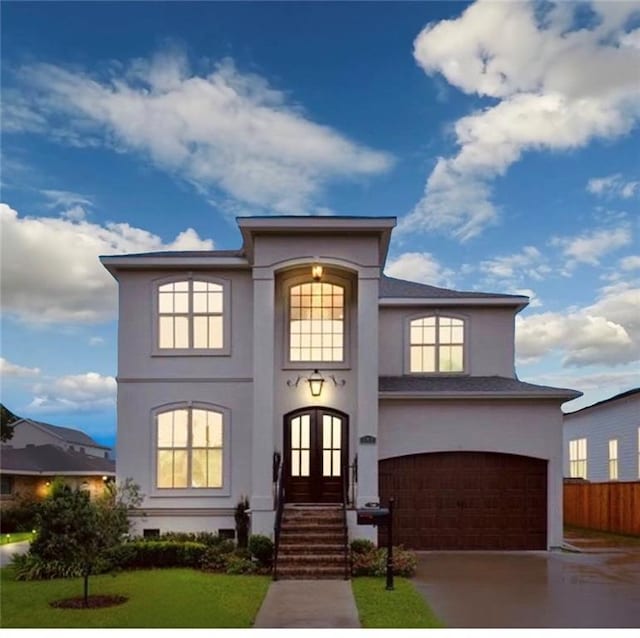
[102,216,579,548]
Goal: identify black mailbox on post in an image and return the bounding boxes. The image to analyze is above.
[356,507,390,527]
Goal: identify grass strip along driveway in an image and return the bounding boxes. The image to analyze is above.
[1,567,270,628]
[351,577,444,628]
[0,533,34,546]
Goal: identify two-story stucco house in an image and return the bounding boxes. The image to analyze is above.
[101,216,580,558]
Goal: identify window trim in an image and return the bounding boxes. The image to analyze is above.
[282,271,352,370]
[149,402,231,497]
[569,437,588,479]
[404,311,469,375]
[151,275,231,357]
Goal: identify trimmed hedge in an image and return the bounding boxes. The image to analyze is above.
[120,541,208,568]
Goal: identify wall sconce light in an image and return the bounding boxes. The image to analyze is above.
[45,480,51,487]
[102,476,108,482]
[307,369,324,397]
[312,264,323,281]
[287,369,346,397]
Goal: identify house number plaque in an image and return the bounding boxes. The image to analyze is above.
[359,435,376,444]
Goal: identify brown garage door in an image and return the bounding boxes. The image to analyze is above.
[379,452,547,550]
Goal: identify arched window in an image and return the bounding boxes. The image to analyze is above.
[157,279,226,350]
[409,315,465,373]
[289,282,344,362]
[156,408,224,488]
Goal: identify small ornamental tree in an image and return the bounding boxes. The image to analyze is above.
[30,478,142,606]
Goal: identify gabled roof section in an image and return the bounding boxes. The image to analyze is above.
[0,444,115,475]
[14,418,110,450]
[379,375,581,401]
[379,275,529,309]
[564,387,640,416]
[237,215,397,264]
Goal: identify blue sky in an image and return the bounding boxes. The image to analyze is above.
[1,1,638,449]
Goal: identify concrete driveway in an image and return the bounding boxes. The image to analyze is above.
[414,550,640,628]
[0,541,30,568]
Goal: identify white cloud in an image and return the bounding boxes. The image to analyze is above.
[0,203,214,323]
[587,174,640,199]
[41,189,93,210]
[619,255,640,271]
[551,226,632,266]
[0,357,41,378]
[385,252,453,286]
[478,246,550,282]
[89,337,105,346]
[401,1,640,240]
[9,52,393,215]
[29,372,116,413]
[516,283,640,367]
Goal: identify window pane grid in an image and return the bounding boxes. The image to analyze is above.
[569,437,588,479]
[290,416,310,477]
[290,282,344,362]
[322,415,341,477]
[158,280,224,350]
[410,316,464,372]
[157,408,224,489]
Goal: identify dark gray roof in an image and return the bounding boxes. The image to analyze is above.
[102,249,244,259]
[17,419,109,450]
[379,375,581,398]
[379,275,527,301]
[0,445,115,474]
[564,387,640,415]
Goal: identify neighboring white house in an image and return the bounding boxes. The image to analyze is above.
[563,388,640,482]
[101,216,580,550]
[8,418,112,459]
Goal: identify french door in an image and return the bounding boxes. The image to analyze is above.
[284,408,348,503]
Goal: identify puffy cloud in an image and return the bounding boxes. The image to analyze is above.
[619,255,640,271]
[7,52,393,215]
[587,174,640,199]
[401,1,640,240]
[0,357,41,378]
[551,226,632,266]
[0,203,214,323]
[29,372,116,413]
[516,283,640,367]
[41,189,93,210]
[478,246,550,282]
[385,252,453,286]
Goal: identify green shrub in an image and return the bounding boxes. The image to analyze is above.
[200,541,236,572]
[225,555,256,575]
[0,495,40,533]
[154,531,230,547]
[248,534,273,567]
[11,553,84,580]
[121,540,207,568]
[351,546,417,578]
[350,538,376,555]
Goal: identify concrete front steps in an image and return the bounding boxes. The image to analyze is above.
[276,505,349,580]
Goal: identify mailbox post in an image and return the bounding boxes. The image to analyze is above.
[356,497,395,590]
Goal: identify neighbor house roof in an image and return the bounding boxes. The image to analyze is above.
[564,387,640,416]
[13,418,110,450]
[379,375,582,400]
[0,444,115,476]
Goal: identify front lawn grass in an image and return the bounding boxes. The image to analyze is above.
[351,577,444,628]
[0,532,34,546]
[0,567,270,628]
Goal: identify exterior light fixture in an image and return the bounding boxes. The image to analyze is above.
[102,476,108,482]
[45,480,51,487]
[312,264,323,281]
[307,369,325,397]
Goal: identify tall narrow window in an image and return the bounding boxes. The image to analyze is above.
[289,282,344,362]
[608,439,618,480]
[157,408,224,489]
[409,316,464,373]
[158,279,225,350]
[569,438,587,479]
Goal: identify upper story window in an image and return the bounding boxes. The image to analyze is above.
[156,407,224,489]
[289,282,344,362]
[608,439,618,480]
[569,438,587,479]
[409,315,464,373]
[156,278,228,353]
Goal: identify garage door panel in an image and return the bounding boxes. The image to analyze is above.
[379,451,547,550]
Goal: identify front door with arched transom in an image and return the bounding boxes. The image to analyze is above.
[284,408,348,503]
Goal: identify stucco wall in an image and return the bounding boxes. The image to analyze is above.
[563,394,640,482]
[378,398,565,548]
[378,306,517,377]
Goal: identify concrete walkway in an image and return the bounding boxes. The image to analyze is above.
[253,580,360,628]
[0,541,30,568]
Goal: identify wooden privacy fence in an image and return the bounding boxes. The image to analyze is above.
[564,481,640,535]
